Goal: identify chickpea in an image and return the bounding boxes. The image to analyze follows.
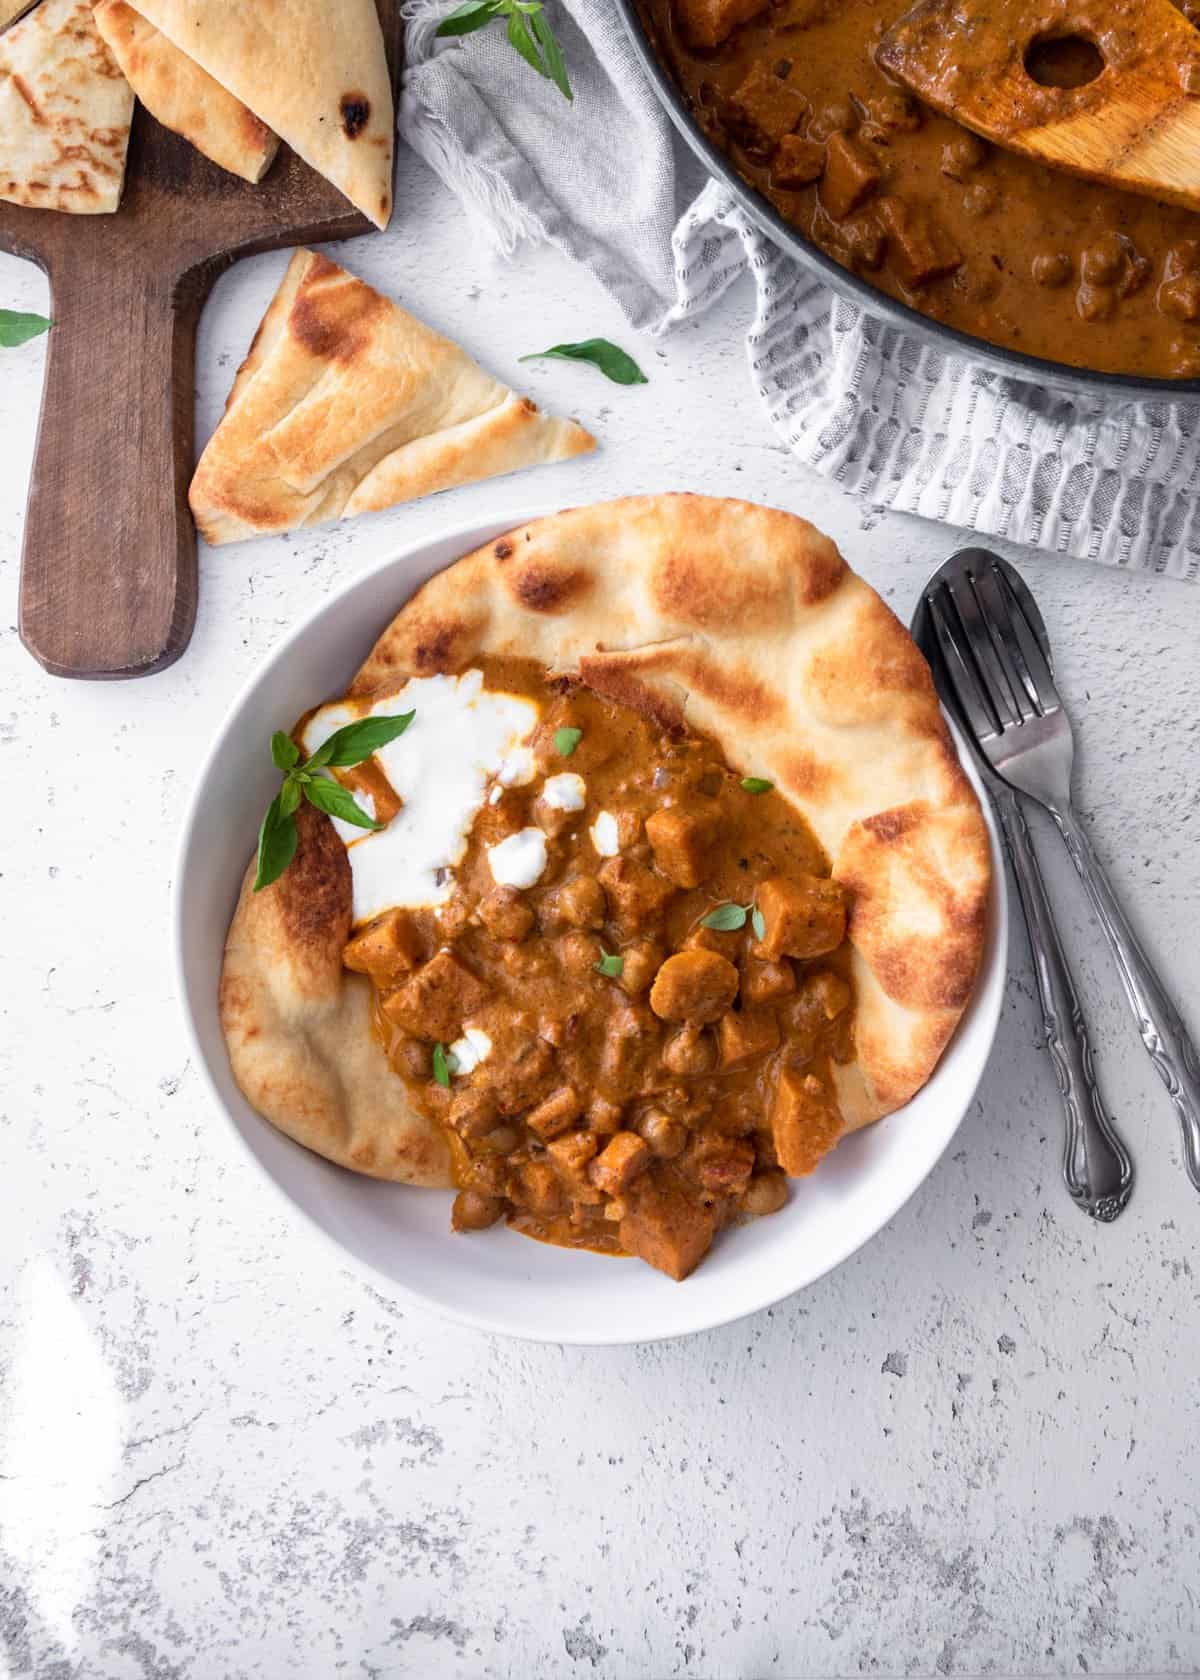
[1031,251,1072,289]
[662,1023,717,1075]
[742,1171,789,1219]
[451,1190,505,1231]
[1080,233,1125,286]
[940,132,986,179]
[639,1109,688,1158]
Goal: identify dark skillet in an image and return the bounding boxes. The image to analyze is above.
[613,0,1200,405]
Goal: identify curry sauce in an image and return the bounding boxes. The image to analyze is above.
[341,658,856,1281]
[639,0,1200,378]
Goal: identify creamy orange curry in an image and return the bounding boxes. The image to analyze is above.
[638,0,1200,377]
[337,658,855,1281]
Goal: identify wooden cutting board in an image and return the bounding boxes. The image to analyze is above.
[0,0,402,680]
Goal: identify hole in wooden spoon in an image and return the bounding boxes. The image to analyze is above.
[1024,33,1105,90]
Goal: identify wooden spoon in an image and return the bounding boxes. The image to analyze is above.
[877,0,1200,212]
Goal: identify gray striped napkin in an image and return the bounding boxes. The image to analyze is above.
[400,0,1200,582]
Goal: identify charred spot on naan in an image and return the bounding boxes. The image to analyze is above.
[339,92,371,138]
[289,254,389,363]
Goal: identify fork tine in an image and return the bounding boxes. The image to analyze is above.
[926,587,1002,743]
[945,570,1023,729]
[971,563,1040,721]
[993,563,1062,715]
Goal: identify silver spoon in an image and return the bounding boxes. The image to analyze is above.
[924,547,1200,1194]
[912,574,1132,1221]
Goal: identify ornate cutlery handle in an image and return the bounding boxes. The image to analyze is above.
[999,791,1132,1220]
[1052,805,1200,1192]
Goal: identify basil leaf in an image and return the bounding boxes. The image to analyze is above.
[595,950,624,978]
[701,902,748,931]
[554,725,582,756]
[520,338,647,386]
[0,309,51,349]
[505,8,544,77]
[304,710,414,771]
[741,776,773,794]
[278,775,302,818]
[432,1043,452,1087]
[435,0,500,34]
[528,5,572,100]
[303,777,382,829]
[253,794,298,892]
[751,906,766,942]
[272,730,300,771]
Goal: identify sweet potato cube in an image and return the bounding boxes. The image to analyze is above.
[717,1008,780,1069]
[730,60,809,147]
[547,1130,599,1186]
[819,133,881,221]
[771,1067,844,1177]
[773,135,825,189]
[676,0,767,49]
[645,802,721,889]
[380,949,490,1041]
[618,1175,716,1281]
[589,1131,651,1195]
[649,950,739,1024]
[598,856,676,933]
[740,958,796,1006]
[526,1085,584,1141]
[756,875,846,960]
[692,1134,756,1194]
[517,1158,563,1217]
[877,196,962,288]
[342,909,423,985]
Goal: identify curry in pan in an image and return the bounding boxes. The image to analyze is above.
[638,0,1200,377]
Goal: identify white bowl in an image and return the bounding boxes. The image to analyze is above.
[175,506,1008,1346]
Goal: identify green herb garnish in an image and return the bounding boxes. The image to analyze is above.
[751,906,766,942]
[521,338,647,386]
[0,309,51,349]
[701,902,749,932]
[741,776,773,794]
[595,949,624,978]
[253,711,415,892]
[436,0,572,101]
[554,726,583,756]
[432,1043,453,1087]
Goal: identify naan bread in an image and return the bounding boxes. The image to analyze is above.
[189,250,596,546]
[0,0,133,213]
[125,0,393,225]
[220,495,992,1184]
[93,0,278,183]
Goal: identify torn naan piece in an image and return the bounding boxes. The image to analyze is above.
[93,0,278,183]
[189,251,597,547]
[126,0,393,226]
[0,0,133,213]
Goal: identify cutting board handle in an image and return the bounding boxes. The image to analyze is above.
[18,255,207,680]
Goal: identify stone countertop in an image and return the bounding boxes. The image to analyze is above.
[2,149,1199,1680]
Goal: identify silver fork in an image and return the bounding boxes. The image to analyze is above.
[926,547,1200,1193]
[912,586,1132,1221]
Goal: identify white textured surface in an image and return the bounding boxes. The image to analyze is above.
[2,150,1200,1679]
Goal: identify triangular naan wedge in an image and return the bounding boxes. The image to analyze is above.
[189,252,597,546]
[0,0,133,213]
[125,0,393,227]
[93,0,278,183]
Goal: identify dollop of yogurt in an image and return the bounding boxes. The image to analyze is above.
[487,827,549,889]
